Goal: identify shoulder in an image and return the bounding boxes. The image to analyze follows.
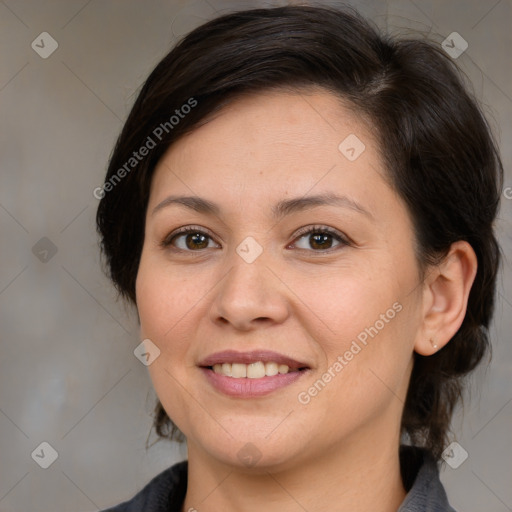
[399,445,457,512]
[100,460,188,512]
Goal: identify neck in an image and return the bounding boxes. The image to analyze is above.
[182,434,406,512]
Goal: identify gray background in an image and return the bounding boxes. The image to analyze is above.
[0,0,510,511]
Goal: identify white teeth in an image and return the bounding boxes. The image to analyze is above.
[247,361,266,378]
[278,364,289,374]
[265,362,279,376]
[231,363,247,378]
[221,363,232,376]
[210,361,296,378]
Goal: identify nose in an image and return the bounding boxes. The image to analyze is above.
[209,255,290,331]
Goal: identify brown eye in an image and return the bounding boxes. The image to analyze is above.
[292,226,348,252]
[164,228,219,251]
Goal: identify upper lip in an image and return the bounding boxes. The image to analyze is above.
[198,350,310,370]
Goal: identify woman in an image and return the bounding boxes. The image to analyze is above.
[97,5,502,511]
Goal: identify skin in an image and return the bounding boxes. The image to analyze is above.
[135,88,477,512]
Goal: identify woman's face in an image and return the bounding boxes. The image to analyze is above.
[136,89,426,470]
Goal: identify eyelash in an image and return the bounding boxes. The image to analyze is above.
[161,225,351,253]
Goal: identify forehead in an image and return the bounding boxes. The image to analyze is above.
[150,89,385,196]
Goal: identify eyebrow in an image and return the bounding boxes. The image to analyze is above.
[151,192,372,219]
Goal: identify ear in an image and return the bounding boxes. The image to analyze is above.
[415,241,478,356]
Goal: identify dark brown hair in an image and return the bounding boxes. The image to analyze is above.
[96,5,503,460]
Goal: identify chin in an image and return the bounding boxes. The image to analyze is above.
[211,443,301,473]
[187,417,310,472]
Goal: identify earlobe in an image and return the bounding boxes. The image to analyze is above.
[414,241,477,356]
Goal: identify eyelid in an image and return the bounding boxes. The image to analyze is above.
[292,224,348,240]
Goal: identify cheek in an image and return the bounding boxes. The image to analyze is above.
[135,259,206,431]
[135,259,203,402]
[281,262,398,350]
[136,257,206,341]
[286,261,417,406]
[295,301,414,438]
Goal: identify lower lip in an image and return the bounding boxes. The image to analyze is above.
[201,367,308,397]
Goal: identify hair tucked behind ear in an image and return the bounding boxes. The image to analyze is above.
[96,5,503,460]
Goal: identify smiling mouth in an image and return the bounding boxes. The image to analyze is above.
[206,361,308,378]
[199,351,311,397]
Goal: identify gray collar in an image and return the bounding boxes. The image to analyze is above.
[398,446,456,512]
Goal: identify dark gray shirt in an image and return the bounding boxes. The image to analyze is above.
[101,446,456,511]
